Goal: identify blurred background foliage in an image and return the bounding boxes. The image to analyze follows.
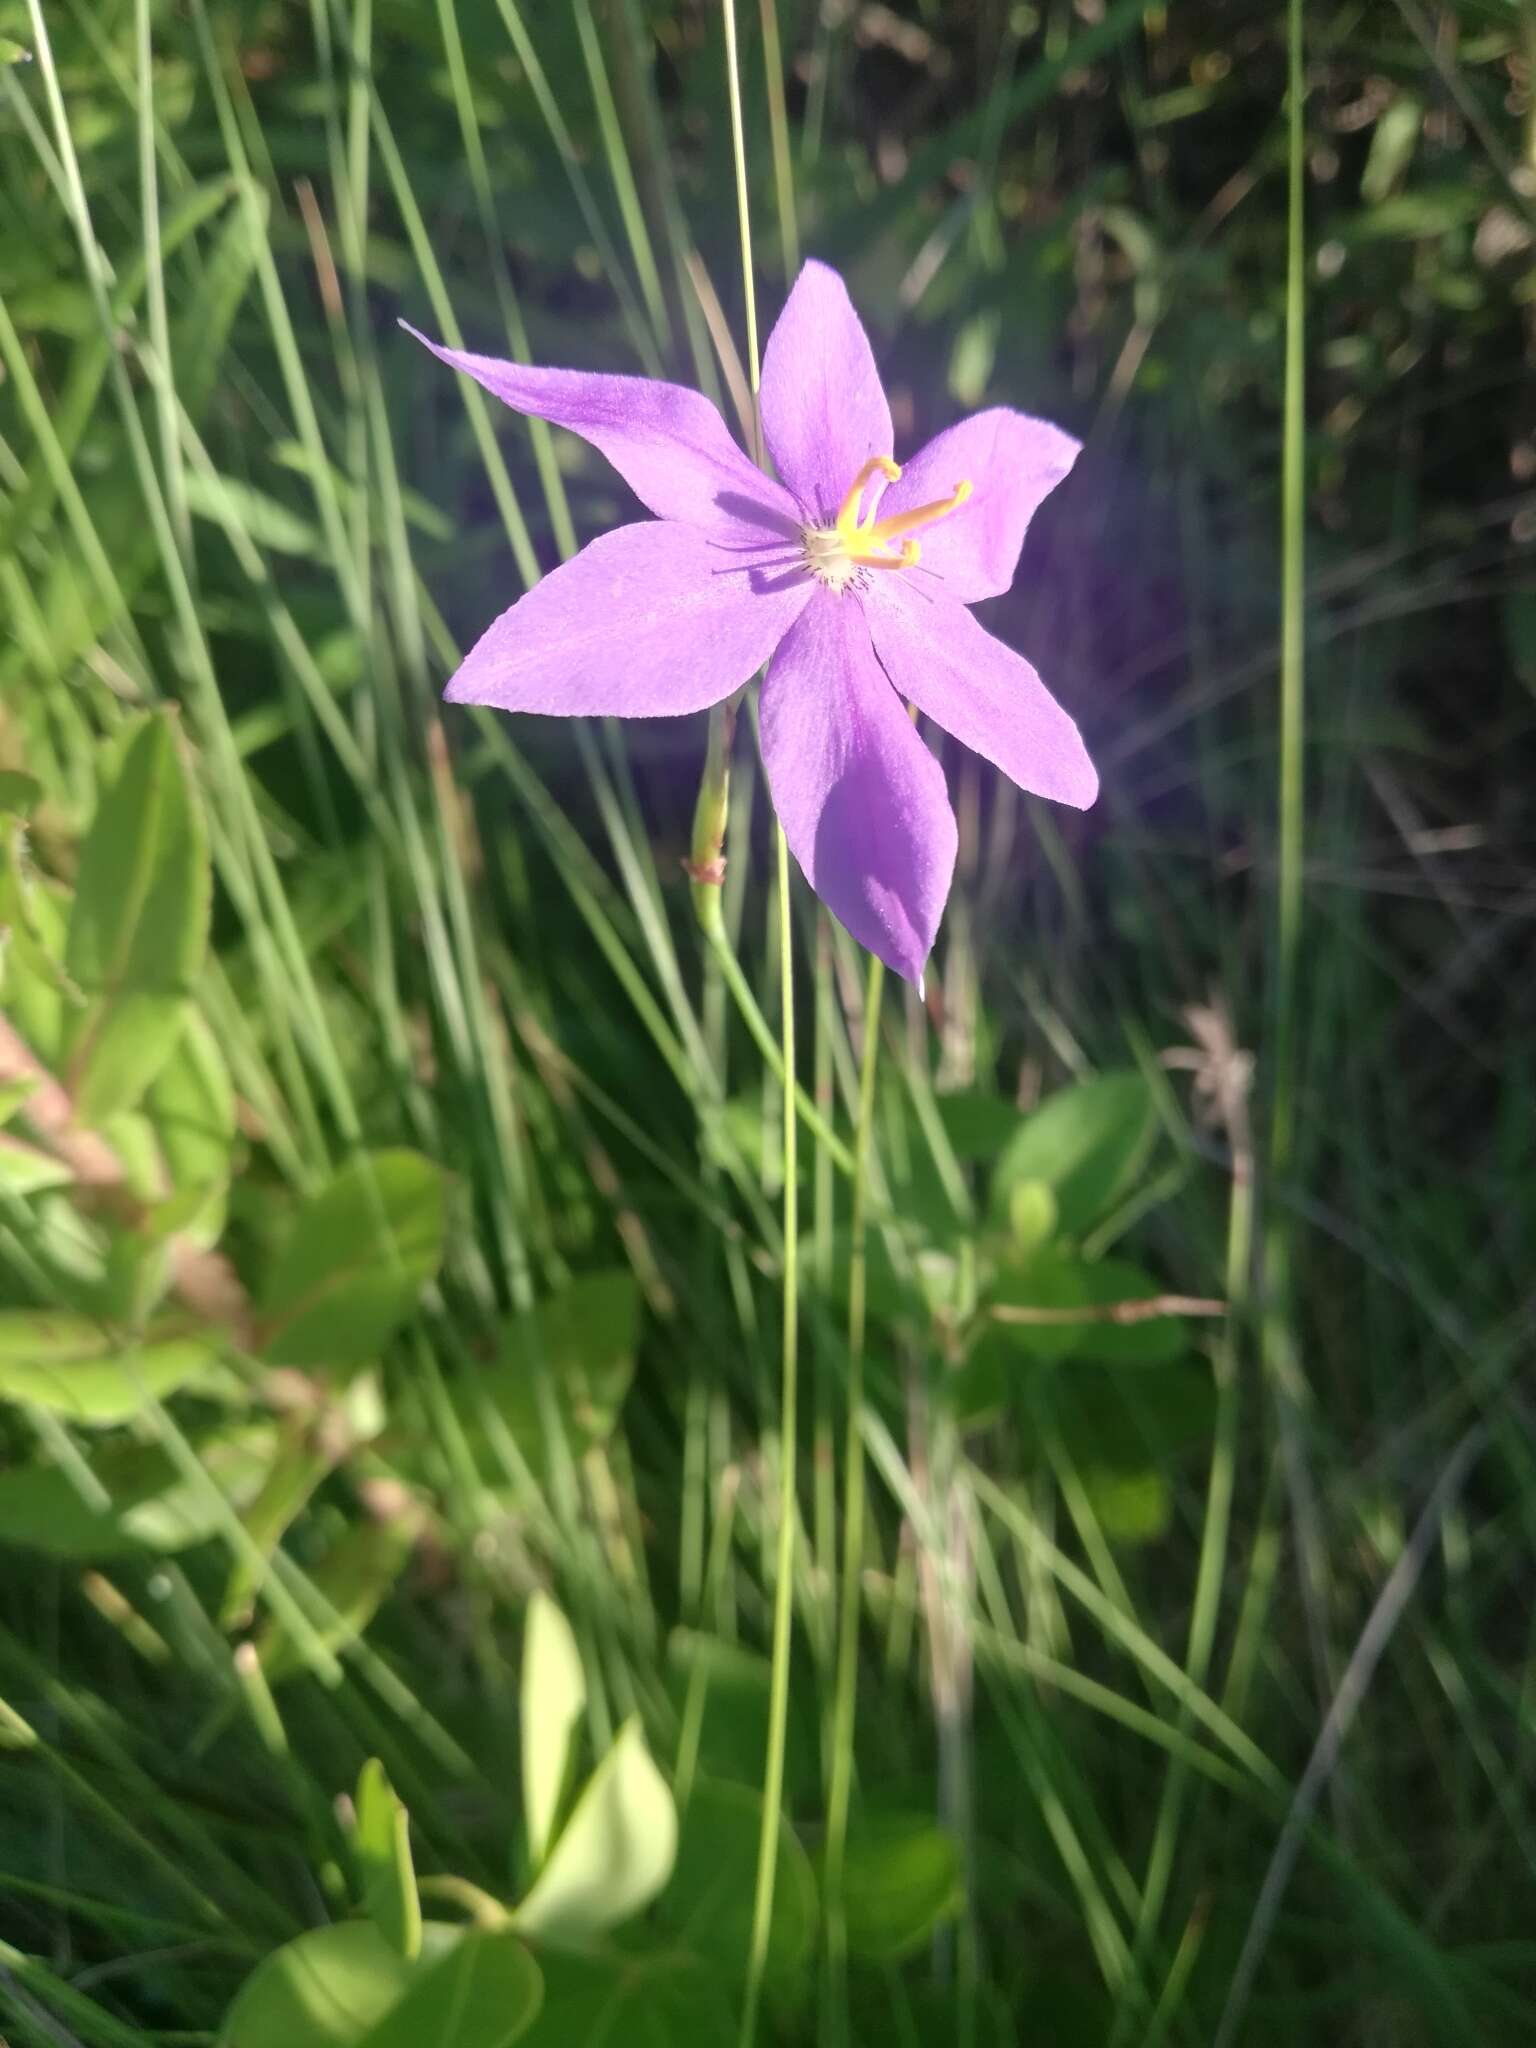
[0,0,1533,2042]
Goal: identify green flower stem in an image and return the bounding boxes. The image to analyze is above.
[688,689,741,934]
[822,948,884,2042]
[741,821,800,2048]
[719,5,797,2042]
[706,920,857,1176]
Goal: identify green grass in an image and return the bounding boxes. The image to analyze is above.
[1,1,1533,2044]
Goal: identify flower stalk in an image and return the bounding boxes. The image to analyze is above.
[685,689,741,935]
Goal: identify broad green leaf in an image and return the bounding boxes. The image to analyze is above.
[356,1929,541,2048]
[0,860,71,1066]
[1007,1179,1059,1257]
[71,994,190,1133]
[512,1946,734,2048]
[466,1271,639,1480]
[1051,1360,1217,1472]
[659,1777,816,1991]
[1345,184,1481,242]
[257,1513,417,1685]
[0,770,41,811]
[146,1009,237,1249]
[974,1250,1098,1371]
[96,1240,171,1334]
[664,1633,821,1805]
[0,1078,38,1125]
[935,1088,1026,1164]
[0,1427,276,1558]
[1360,95,1422,204]
[521,1592,586,1870]
[515,1717,676,1943]
[0,1311,215,1424]
[953,1257,1192,1429]
[839,1817,962,1962]
[989,1072,1156,1237]
[987,1257,1190,1368]
[99,1108,166,1203]
[217,1921,413,2048]
[1063,1258,1192,1366]
[256,1151,445,1370]
[64,718,210,1125]
[1079,1466,1171,1545]
[355,1760,421,1962]
[0,1133,72,1196]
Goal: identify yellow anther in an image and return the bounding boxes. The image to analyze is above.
[835,455,903,536]
[867,478,971,549]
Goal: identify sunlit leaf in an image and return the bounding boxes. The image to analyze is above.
[0,1426,276,1558]
[465,1270,639,1480]
[511,1946,734,2048]
[0,1133,73,1196]
[146,1008,237,1248]
[659,1777,816,1991]
[515,1717,675,1943]
[357,1929,541,2048]
[521,1591,586,1871]
[256,1151,445,1370]
[355,1759,421,1962]
[989,1072,1156,1238]
[64,717,210,1125]
[839,1816,962,1962]
[666,1631,813,1802]
[0,1311,216,1424]
[217,1921,413,2048]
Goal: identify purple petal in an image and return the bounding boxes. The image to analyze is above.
[446,521,812,717]
[404,325,800,543]
[863,581,1097,808]
[760,262,893,523]
[760,589,956,985]
[879,409,1080,603]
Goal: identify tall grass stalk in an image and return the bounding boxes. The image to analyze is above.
[1263,0,1334,1738]
[718,3,800,2039]
[823,952,884,2042]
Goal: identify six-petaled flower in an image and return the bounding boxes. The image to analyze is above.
[406,259,1096,987]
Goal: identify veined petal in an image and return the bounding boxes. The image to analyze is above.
[760,590,956,986]
[405,325,800,543]
[863,581,1097,808]
[877,409,1080,603]
[445,522,812,717]
[760,261,893,523]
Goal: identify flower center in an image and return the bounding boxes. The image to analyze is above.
[799,456,972,593]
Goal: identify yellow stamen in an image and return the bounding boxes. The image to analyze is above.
[835,455,902,536]
[866,478,972,550]
[800,463,970,591]
[854,540,921,570]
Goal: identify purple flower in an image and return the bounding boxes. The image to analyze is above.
[406,260,1096,987]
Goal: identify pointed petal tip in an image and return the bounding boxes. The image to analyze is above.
[867,935,931,992]
[1065,748,1100,811]
[797,254,841,287]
